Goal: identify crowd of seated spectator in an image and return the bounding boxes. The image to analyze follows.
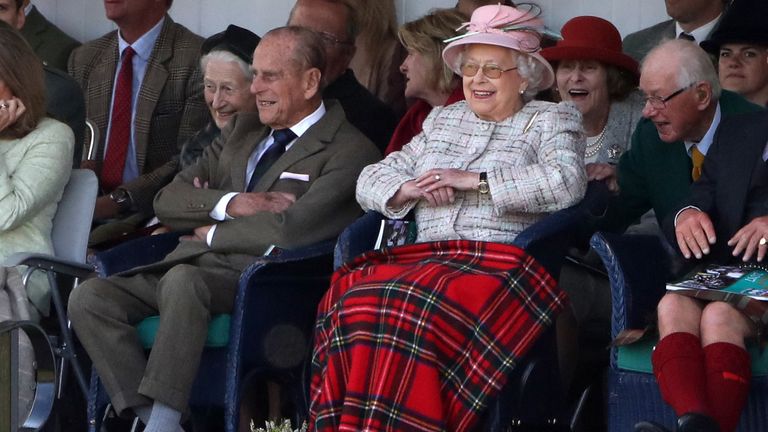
[2,0,768,431]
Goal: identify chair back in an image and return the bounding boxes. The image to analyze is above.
[52,169,98,264]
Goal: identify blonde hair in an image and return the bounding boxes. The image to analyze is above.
[399,8,468,95]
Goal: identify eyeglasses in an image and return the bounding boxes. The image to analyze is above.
[642,82,696,110]
[460,63,518,79]
[317,31,353,47]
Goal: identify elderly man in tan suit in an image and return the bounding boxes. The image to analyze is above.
[69,26,380,432]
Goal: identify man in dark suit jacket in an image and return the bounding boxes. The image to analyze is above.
[602,39,762,235]
[68,26,380,432]
[288,0,398,153]
[634,111,768,432]
[623,0,728,62]
[19,1,80,71]
[68,0,209,244]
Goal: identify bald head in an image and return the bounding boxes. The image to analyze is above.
[288,0,356,84]
[642,39,721,100]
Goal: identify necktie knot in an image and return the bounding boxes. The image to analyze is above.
[271,128,297,149]
[245,129,297,192]
[678,32,695,41]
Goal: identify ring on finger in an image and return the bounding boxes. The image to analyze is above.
[0,102,7,110]
[760,237,767,246]
[434,174,441,181]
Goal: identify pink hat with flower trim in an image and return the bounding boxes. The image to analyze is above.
[442,4,555,89]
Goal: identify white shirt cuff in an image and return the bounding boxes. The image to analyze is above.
[206,224,217,246]
[211,192,238,221]
[674,205,701,227]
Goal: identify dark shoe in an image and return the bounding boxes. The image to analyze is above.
[634,420,673,432]
[677,413,720,432]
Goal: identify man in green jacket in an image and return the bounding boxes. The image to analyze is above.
[603,38,763,235]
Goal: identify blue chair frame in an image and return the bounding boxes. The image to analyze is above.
[85,233,336,432]
[590,231,768,432]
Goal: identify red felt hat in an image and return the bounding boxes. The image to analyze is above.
[540,16,638,77]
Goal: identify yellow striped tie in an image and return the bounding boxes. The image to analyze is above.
[691,145,705,181]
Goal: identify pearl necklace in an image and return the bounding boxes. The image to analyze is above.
[584,125,608,158]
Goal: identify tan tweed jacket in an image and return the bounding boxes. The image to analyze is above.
[68,16,209,213]
[357,100,587,244]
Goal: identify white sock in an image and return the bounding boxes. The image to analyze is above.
[143,401,183,432]
[133,405,152,424]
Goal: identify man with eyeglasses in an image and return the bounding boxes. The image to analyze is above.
[287,0,397,153]
[600,39,761,238]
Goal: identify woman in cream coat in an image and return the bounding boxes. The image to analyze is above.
[0,21,74,318]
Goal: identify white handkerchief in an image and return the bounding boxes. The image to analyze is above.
[279,171,310,182]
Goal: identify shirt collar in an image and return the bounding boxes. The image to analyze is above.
[685,102,721,156]
[282,101,326,139]
[675,14,721,43]
[117,16,165,60]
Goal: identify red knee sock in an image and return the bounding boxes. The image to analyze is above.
[651,332,710,416]
[704,342,751,432]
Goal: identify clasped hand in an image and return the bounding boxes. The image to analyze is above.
[181,177,296,243]
[675,209,768,262]
[388,169,479,209]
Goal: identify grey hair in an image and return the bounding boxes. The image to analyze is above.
[516,54,548,102]
[200,50,253,81]
[643,39,722,100]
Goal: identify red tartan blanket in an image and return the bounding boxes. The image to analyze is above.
[309,240,567,432]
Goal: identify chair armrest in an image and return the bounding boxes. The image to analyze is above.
[333,211,385,270]
[0,320,57,430]
[514,180,610,277]
[589,232,669,340]
[90,231,184,277]
[4,253,95,280]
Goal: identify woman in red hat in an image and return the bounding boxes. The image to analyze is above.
[542,16,644,193]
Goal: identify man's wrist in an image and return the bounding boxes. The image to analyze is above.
[108,188,133,213]
[674,206,701,227]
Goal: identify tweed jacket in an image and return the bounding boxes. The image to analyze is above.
[68,16,208,213]
[601,91,763,234]
[593,92,645,164]
[357,100,587,244]
[0,118,74,312]
[20,6,80,72]
[145,101,381,274]
[662,111,768,263]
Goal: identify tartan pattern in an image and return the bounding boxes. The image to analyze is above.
[309,240,566,432]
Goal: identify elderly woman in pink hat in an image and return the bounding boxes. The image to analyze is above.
[309,4,586,432]
[542,16,644,193]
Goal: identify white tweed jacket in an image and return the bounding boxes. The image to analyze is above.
[357,100,587,244]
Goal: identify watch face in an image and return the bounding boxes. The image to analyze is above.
[479,181,489,194]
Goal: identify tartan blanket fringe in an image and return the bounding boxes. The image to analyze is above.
[309,240,567,432]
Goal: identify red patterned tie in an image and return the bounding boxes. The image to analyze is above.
[102,46,135,192]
